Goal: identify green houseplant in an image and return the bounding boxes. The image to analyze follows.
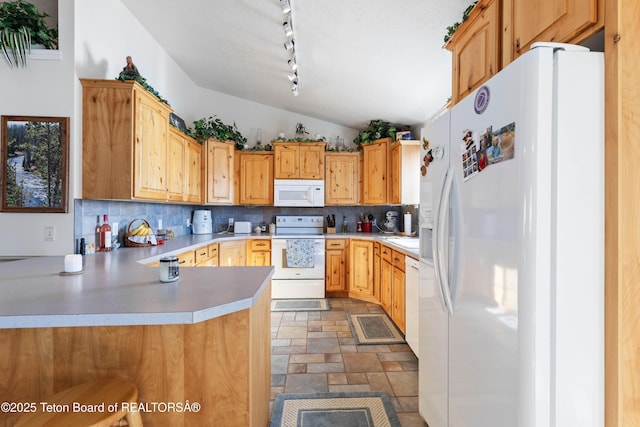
[0,0,58,68]
[192,116,247,150]
[353,119,411,150]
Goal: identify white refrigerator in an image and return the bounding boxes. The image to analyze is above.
[418,43,604,427]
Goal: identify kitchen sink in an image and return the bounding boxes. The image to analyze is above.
[383,237,419,249]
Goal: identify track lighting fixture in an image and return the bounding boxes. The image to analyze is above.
[280,0,299,96]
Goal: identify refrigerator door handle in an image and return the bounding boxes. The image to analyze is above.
[431,171,449,313]
[438,166,455,316]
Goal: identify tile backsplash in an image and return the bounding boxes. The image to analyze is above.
[75,199,418,249]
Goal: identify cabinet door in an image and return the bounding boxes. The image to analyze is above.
[194,245,210,265]
[512,0,600,59]
[274,143,299,179]
[389,143,401,205]
[380,259,392,314]
[185,138,203,203]
[299,144,325,179]
[239,153,274,205]
[325,153,360,205]
[392,265,406,333]
[326,239,348,292]
[362,140,388,204]
[447,0,501,104]
[373,242,381,300]
[219,240,246,266]
[176,250,196,267]
[246,239,272,266]
[205,139,234,204]
[349,239,374,296]
[133,90,169,200]
[167,129,186,201]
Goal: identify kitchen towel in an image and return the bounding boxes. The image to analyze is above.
[285,239,315,268]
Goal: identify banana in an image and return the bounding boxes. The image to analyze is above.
[130,224,146,236]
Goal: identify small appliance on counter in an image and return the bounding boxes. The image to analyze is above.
[378,211,399,233]
[192,210,212,234]
[233,221,252,234]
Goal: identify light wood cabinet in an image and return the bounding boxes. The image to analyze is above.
[510,0,603,61]
[362,138,389,204]
[246,239,271,266]
[196,243,219,266]
[81,79,172,201]
[325,239,349,295]
[391,250,406,333]
[176,249,196,267]
[389,140,420,205]
[168,127,203,204]
[274,142,326,179]
[373,242,381,301]
[235,151,274,205]
[219,240,246,266]
[380,245,393,314]
[325,152,360,205]
[205,139,234,204]
[445,0,502,105]
[349,239,376,302]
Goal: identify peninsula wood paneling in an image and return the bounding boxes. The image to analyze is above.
[0,284,271,427]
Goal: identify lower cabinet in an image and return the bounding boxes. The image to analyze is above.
[219,240,246,266]
[391,250,406,333]
[325,239,349,295]
[349,239,377,303]
[246,239,271,266]
[176,249,196,267]
[196,243,219,266]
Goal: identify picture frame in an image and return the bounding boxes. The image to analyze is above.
[1,116,70,213]
[169,112,187,133]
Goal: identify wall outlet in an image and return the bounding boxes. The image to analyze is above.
[228,218,234,227]
[44,226,55,241]
[187,218,191,227]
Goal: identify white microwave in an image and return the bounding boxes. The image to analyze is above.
[274,180,325,207]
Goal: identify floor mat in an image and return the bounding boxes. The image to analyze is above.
[270,391,401,427]
[347,313,406,345]
[271,299,330,312]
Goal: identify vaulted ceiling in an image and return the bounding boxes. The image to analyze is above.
[121,0,472,130]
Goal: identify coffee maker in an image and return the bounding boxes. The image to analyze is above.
[192,210,213,234]
[382,211,399,232]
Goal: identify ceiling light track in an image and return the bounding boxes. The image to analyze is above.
[280,0,299,96]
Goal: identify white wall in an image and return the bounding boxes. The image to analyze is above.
[194,89,359,149]
[0,0,360,256]
[0,0,75,257]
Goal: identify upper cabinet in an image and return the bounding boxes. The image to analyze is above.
[362,138,389,205]
[325,152,360,205]
[204,139,234,204]
[446,0,603,105]
[445,0,502,105]
[389,140,420,205]
[510,0,603,60]
[235,151,274,205]
[167,127,202,204]
[81,79,173,201]
[274,142,326,179]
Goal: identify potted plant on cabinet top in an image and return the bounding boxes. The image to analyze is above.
[0,0,58,68]
[353,119,411,150]
[192,116,247,150]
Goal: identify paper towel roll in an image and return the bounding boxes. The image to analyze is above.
[404,213,412,235]
[64,254,83,273]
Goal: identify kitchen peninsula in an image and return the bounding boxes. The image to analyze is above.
[0,238,273,427]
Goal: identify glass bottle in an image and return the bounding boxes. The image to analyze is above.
[341,215,348,233]
[99,214,112,252]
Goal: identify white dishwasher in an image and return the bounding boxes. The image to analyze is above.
[405,256,420,356]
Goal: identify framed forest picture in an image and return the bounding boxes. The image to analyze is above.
[1,116,69,212]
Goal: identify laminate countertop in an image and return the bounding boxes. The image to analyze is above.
[0,232,418,329]
[0,233,273,329]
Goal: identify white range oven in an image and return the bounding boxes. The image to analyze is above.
[271,215,326,299]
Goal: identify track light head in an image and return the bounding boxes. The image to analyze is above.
[280,0,291,14]
[291,83,299,96]
[288,72,298,82]
[288,58,298,71]
[284,39,295,51]
[283,21,293,37]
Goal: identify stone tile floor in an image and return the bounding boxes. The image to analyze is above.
[270,297,428,427]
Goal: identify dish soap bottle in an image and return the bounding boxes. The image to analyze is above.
[341,215,348,233]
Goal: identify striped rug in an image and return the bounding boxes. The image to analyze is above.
[348,313,406,345]
[271,299,330,312]
[270,391,401,427]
